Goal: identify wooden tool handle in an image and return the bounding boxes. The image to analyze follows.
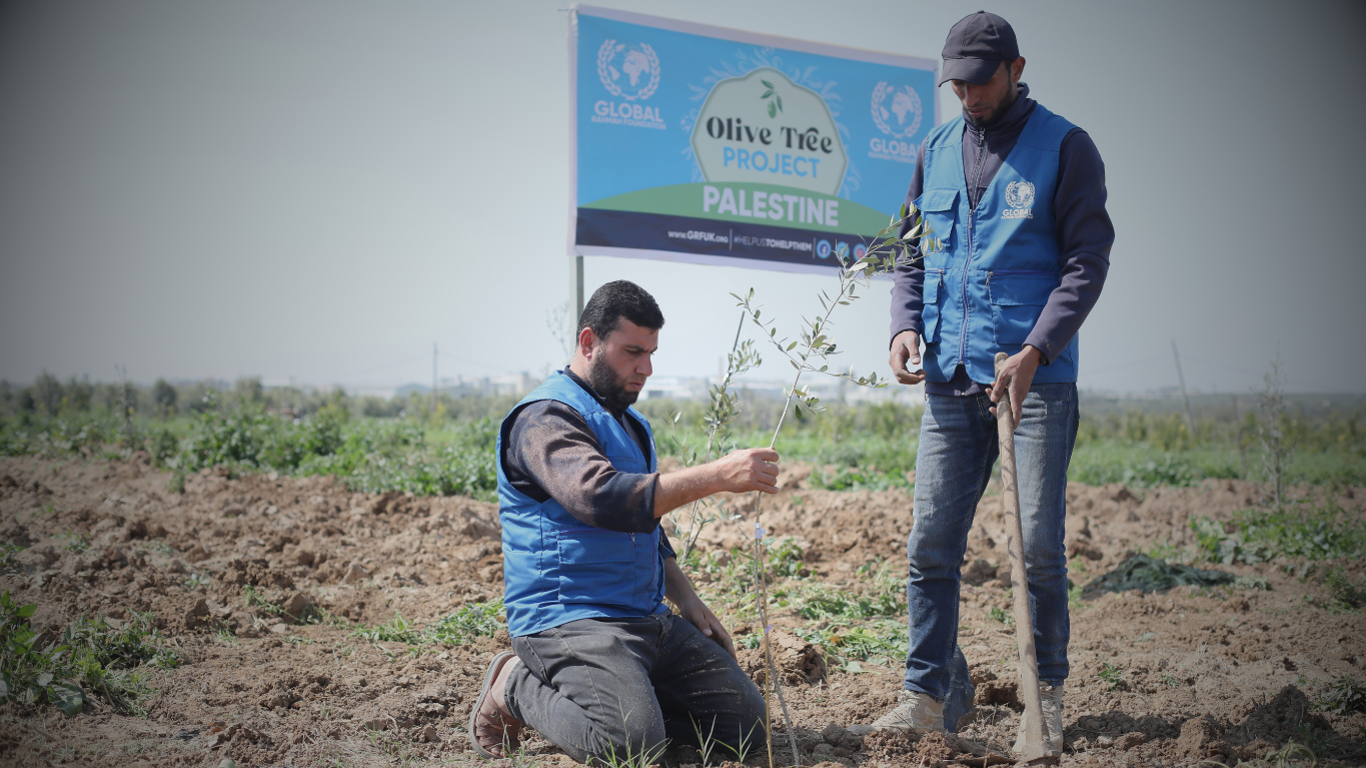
[994,352,1055,762]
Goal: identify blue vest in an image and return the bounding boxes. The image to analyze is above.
[496,371,667,637]
[916,103,1079,384]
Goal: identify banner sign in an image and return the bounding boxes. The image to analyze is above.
[570,5,938,274]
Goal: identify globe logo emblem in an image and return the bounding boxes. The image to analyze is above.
[1005,180,1035,209]
[597,40,661,102]
[870,83,923,140]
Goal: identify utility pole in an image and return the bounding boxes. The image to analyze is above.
[1171,340,1195,438]
[431,344,438,418]
[572,255,585,321]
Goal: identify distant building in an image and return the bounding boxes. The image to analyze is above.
[640,376,709,400]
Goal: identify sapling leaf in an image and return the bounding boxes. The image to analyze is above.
[17,604,36,619]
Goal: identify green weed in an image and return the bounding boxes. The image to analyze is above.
[0,592,179,716]
[718,718,761,763]
[988,606,1013,625]
[779,561,904,621]
[793,619,908,664]
[350,600,505,647]
[1319,568,1366,612]
[352,612,422,644]
[1068,581,1085,610]
[765,537,807,579]
[1314,675,1366,715]
[0,543,23,573]
[424,600,504,645]
[1098,663,1125,690]
[808,464,906,491]
[242,585,283,617]
[1193,502,1366,564]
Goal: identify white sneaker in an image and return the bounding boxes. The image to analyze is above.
[1012,683,1064,754]
[870,690,945,734]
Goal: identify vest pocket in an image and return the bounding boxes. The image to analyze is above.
[987,272,1056,346]
[920,271,943,344]
[557,529,637,608]
[914,188,957,251]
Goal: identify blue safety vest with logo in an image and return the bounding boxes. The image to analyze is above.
[496,371,668,638]
[915,103,1079,384]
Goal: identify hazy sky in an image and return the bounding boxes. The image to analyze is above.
[2,0,1363,395]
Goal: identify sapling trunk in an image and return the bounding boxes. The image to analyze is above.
[735,206,934,767]
[675,313,756,565]
[745,267,862,768]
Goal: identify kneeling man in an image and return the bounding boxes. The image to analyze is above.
[470,280,775,763]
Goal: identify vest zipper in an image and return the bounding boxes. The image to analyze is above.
[960,125,988,366]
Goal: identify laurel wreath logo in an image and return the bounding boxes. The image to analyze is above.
[1005,180,1036,209]
[597,39,661,102]
[870,82,922,140]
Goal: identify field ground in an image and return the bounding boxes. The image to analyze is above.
[1,455,1364,767]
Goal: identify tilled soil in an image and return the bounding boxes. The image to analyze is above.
[0,455,1363,767]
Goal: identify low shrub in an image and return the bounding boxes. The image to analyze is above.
[351,600,505,646]
[0,591,179,716]
[1192,503,1366,564]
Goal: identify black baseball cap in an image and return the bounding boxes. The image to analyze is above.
[938,11,1019,86]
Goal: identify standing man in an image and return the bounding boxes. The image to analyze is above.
[874,12,1114,753]
[469,280,773,764]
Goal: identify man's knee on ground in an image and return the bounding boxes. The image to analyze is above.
[688,711,766,756]
[585,718,668,765]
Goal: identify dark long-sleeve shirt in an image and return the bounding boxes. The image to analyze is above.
[503,370,674,554]
[889,83,1114,396]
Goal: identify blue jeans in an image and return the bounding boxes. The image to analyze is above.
[904,383,1078,701]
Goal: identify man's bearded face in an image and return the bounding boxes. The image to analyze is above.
[587,349,639,412]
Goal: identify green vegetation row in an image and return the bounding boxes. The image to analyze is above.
[2,373,1365,494]
[0,395,499,502]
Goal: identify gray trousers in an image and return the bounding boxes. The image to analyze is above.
[504,614,767,765]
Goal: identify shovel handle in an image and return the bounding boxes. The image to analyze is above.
[994,352,1054,762]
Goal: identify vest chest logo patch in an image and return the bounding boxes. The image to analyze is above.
[1003,180,1035,219]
